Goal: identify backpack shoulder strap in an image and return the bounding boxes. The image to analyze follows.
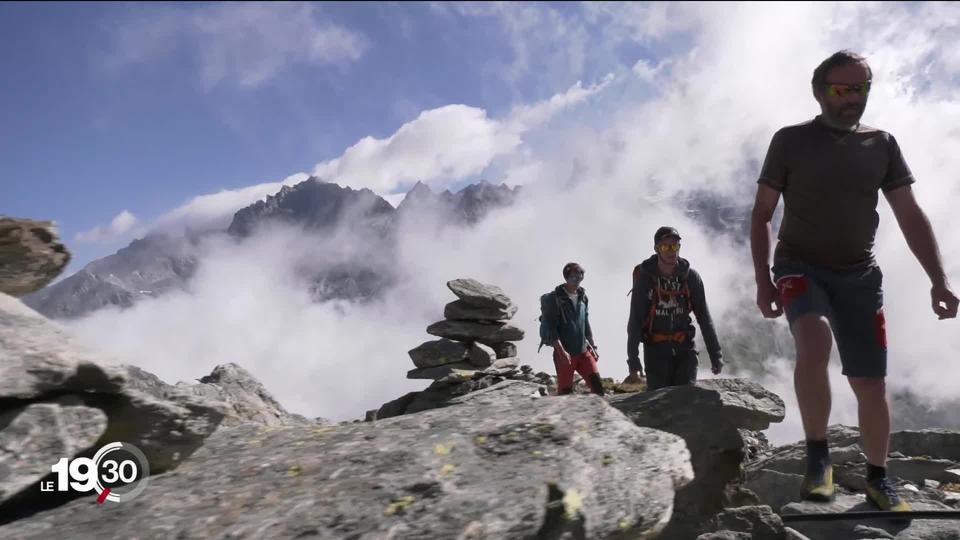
[680,269,694,312]
[628,264,646,295]
[646,274,660,338]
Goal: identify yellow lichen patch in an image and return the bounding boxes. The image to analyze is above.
[563,489,583,520]
[384,495,416,516]
[440,464,455,477]
[287,465,302,477]
[531,450,543,457]
[618,517,634,530]
[474,435,488,445]
[434,443,452,456]
[601,454,614,466]
[312,427,335,435]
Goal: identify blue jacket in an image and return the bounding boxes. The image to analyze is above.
[541,285,593,355]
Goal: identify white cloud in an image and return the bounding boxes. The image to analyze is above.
[506,74,615,132]
[313,76,613,195]
[581,2,697,43]
[104,2,367,90]
[76,210,140,244]
[153,173,310,234]
[632,59,664,82]
[435,2,695,97]
[68,3,960,444]
[313,105,519,194]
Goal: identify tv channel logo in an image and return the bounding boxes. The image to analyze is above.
[40,442,150,504]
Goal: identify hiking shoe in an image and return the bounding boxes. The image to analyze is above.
[800,463,835,502]
[865,477,911,512]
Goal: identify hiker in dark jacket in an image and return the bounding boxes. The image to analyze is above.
[541,262,604,395]
[625,226,723,390]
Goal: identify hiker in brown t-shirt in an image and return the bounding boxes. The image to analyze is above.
[750,50,958,511]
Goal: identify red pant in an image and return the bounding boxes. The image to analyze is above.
[553,347,599,393]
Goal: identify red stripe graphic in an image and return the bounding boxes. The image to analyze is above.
[97,488,111,504]
[776,275,808,309]
[874,308,887,349]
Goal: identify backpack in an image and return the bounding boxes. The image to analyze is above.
[537,289,588,352]
[538,291,563,352]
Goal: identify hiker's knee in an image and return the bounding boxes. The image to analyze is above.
[792,314,832,364]
[848,376,886,400]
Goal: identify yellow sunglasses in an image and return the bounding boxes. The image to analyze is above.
[825,81,871,98]
[657,243,681,253]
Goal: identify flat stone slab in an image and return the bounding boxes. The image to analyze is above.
[446,278,513,310]
[444,299,517,321]
[426,319,524,345]
[407,339,470,369]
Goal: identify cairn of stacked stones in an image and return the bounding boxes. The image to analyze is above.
[368,278,555,421]
[407,278,525,382]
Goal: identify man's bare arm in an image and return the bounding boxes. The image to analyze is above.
[751,184,783,317]
[885,186,947,285]
[885,185,958,319]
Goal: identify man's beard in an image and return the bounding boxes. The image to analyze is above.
[826,103,865,128]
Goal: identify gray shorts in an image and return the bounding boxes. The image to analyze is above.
[772,260,887,378]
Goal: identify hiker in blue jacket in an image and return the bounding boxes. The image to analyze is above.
[540,262,604,395]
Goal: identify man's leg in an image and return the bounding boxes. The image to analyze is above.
[776,268,835,501]
[643,344,669,390]
[553,347,574,395]
[848,377,889,467]
[672,346,698,386]
[572,350,604,396]
[792,314,834,441]
[830,266,907,511]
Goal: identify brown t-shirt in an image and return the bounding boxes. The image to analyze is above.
[758,116,915,270]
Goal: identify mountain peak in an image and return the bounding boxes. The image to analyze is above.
[227,178,395,237]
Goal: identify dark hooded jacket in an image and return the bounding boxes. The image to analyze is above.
[626,255,722,373]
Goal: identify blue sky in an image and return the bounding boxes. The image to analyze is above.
[2,2,676,274]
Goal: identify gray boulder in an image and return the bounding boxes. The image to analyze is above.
[0,398,107,506]
[492,341,518,359]
[0,218,70,297]
[748,426,960,495]
[476,357,521,377]
[890,430,960,462]
[0,381,694,540]
[697,532,752,540]
[377,376,550,420]
[173,363,312,427]
[446,278,513,309]
[700,505,786,540]
[444,299,517,321]
[371,391,420,421]
[407,361,477,381]
[743,468,804,512]
[749,425,864,477]
[426,319,524,345]
[407,338,469,369]
[0,292,227,518]
[467,342,496,368]
[782,493,959,540]
[886,457,960,485]
[608,378,785,538]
